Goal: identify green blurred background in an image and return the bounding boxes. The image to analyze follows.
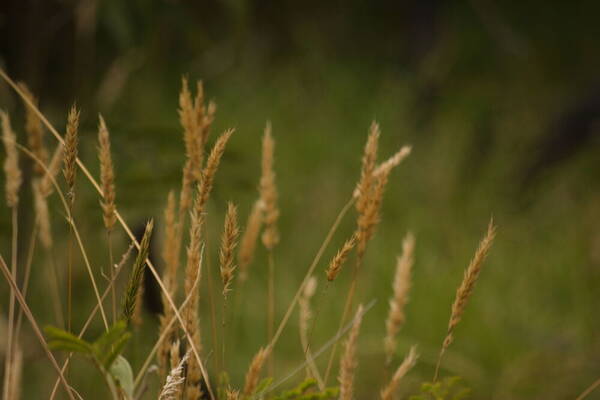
[1,1,600,399]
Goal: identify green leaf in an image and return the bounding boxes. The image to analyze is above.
[44,325,94,355]
[101,332,132,369]
[94,320,127,354]
[109,355,134,400]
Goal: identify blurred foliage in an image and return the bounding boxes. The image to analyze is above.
[1,1,599,399]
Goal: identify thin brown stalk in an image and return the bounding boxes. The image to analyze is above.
[384,233,415,364]
[325,234,357,282]
[1,110,21,400]
[0,255,75,400]
[338,304,364,400]
[237,199,264,281]
[2,207,18,400]
[158,191,179,379]
[576,377,600,400]
[242,347,270,397]
[434,219,496,381]
[380,346,418,400]
[7,343,22,400]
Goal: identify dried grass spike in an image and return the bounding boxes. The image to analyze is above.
[159,350,189,400]
[353,121,380,210]
[62,105,80,204]
[33,180,52,249]
[18,83,48,175]
[326,234,357,281]
[380,346,418,400]
[434,218,496,380]
[384,233,415,363]
[238,200,264,280]
[1,111,22,207]
[122,220,154,324]
[220,202,239,297]
[242,347,270,397]
[196,129,234,212]
[373,145,412,178]
[260,122,280,250]
[97,115,116,231]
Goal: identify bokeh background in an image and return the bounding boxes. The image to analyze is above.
[1,1,600,399]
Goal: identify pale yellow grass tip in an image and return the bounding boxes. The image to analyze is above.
[1,110,22,207]
[384,232,415,363]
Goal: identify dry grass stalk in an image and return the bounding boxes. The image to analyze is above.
[237,199,264,281]
[97,116,116,231]
[159,350,189,400]
[380,346,418,400]
[339,304,364,400]
[434,219,496,380]
[158,191,179,378]
[1,111,22,207]
[39,144,64,198]
[182,207,206,400]
[260,122,279,250]
[17,83,48,175]
[62,105,79,205]
[219,202,239,297]
[122,220,154,324]
[162,191,179,294]
[7,344,22,400]
[384,233,415,364]
[325,234,357,282]
[226,389,240,400]
[242,346,270,397]
[299,277,317,348]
